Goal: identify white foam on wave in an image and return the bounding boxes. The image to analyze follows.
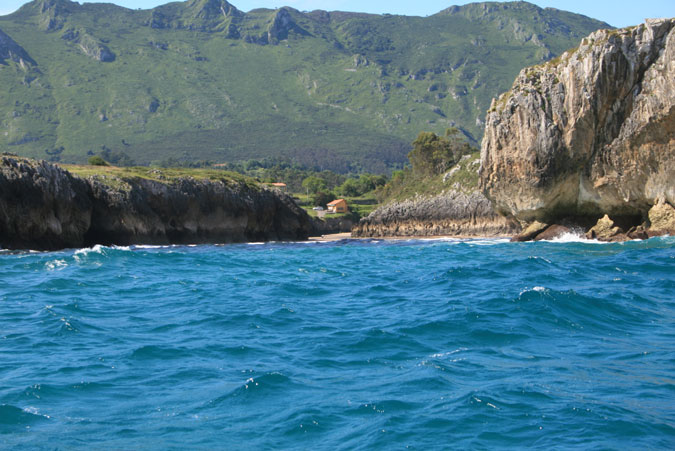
[133,244,171,249]
[519,286,549,296]
[468,238,510,246]
[549,232,601,243]
[416,237,465,244]
[45,259,68,271]
[429,347,468,359]
[23,406,52,419]
[74,244,131,256]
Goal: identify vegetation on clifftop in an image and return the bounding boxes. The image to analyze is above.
[62,162,258,189]
[376,128,480,203]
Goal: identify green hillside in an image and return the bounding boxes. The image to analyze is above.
[0,0,609,172]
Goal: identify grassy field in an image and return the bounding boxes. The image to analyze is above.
[61,163,257,189]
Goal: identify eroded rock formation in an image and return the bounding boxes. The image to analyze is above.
[480,19,675,225]
[0,156,312,250]
[352,190,520,238]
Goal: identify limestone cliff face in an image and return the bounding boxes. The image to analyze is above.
[480,19,675,223]
[0,156,92,250]
[352,190,520,238]
[0,156,312,250]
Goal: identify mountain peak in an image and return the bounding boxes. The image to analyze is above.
[21,0,79,31]
[33,0,77,14]
[185,0,243,19]
[148,0,243,31]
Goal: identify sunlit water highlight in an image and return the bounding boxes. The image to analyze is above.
[1,237,674,448]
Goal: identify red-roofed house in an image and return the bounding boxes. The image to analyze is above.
[326,199,348,213]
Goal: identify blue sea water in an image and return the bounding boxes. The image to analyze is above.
[1,236,674,449]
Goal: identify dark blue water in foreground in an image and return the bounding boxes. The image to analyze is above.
[1,237,674,449]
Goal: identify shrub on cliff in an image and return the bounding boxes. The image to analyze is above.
[375,129,477,202]
[408,128,474,176]
[88,156,109,166]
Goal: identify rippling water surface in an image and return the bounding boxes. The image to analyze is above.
[1,237,674,449]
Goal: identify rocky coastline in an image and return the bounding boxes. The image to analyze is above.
[355,19,674,242]
[480,19,674,240]
[352,190,520,238]
[0,155,313,251]
[3,20,674,247]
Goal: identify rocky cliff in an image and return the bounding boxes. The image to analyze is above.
[0,155,312,250]
[0,27,35,66]
[352,190,520,238]
[480,19,674,226]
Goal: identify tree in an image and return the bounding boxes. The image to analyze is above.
[408,128,474,176]
[338,178,361,197]
[311,191,335,208]
[302,176,327,195]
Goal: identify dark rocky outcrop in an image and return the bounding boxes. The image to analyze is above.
[0,155,92,250]
[481,19,675,228]
[352,190,520,238]
[533,224,572,241]
[267,8,308,43]
[0,156,312,250]
[0,28,36,67]
[510,221,549,242]
[35,0,77,31]
[76,33,115,62]
[311,216,354,236]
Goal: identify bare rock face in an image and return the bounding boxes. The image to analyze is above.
[480,19,675,224]
[352,190,520,238]
[0,155,93,250]
[533,224,571,241]
[0,156,312,250]
[647,199,675,235]
[36,0,76,31]
[585,214,625,241]
[511,220,548,242]
[77,33,115,62]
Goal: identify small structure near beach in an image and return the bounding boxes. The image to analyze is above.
[266,182,287,191]
[327,199,349,214]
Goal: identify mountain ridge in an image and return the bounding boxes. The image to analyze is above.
[0,0,610,171]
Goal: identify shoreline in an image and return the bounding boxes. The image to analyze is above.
[308,232,512,242]
[309,232,673,243]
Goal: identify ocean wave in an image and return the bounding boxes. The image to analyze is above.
[0,404,51,427]
[1,235,673,448]
[45,258,68,271]
[466,238,511,246]
[205,372,296,407]
[132,244,172,250]
[129,345,193,360]
[74,244,131,256]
